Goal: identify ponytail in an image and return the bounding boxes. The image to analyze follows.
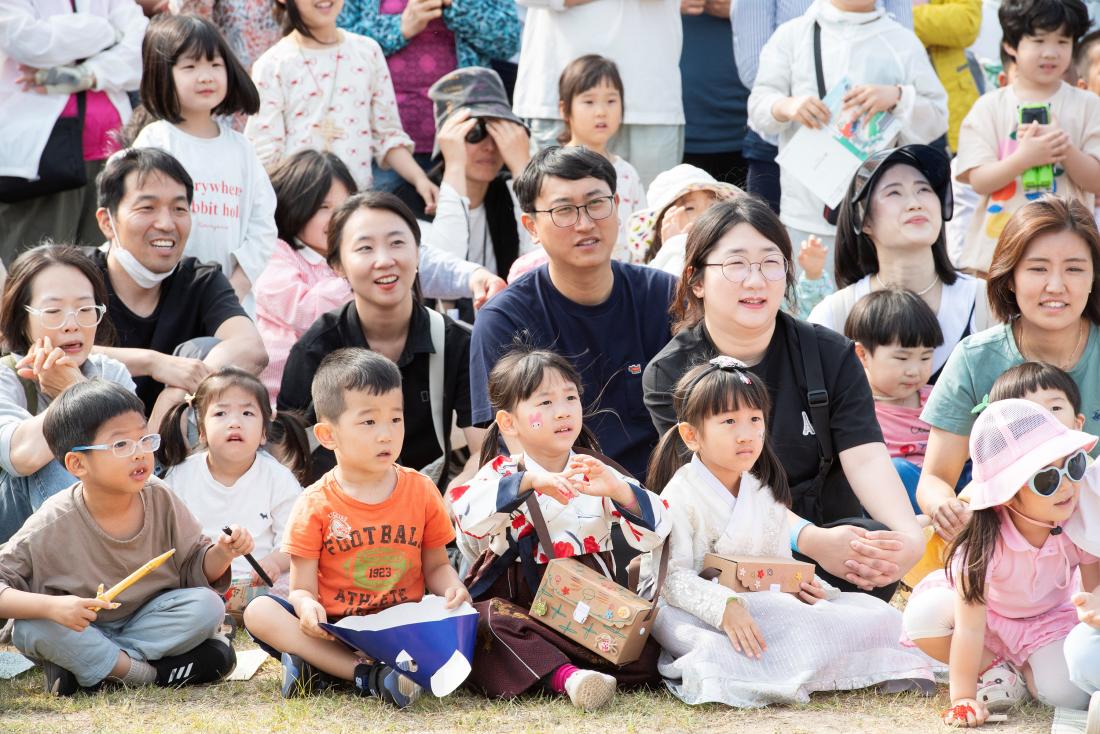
[156,400,194,471]
[267,410,312,484]
[646,424,689,494]
[945,507,1002,604]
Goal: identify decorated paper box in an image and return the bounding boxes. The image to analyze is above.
[701,554,815,594]
[529,557,657,665]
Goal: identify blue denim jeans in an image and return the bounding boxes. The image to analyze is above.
[12,587,224,687]
[0,458,75,544]
[891,458,922,514]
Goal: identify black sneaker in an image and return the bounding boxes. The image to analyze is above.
[352,660,421,709]
[42,660,79,697]
[154,635,236,687]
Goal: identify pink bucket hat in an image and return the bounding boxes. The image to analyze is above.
[965,399,1098,511]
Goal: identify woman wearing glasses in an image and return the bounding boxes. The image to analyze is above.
[643,196,924,601]
[0,245,136,543]
[808,145,996,383]
[918,196,1100,545]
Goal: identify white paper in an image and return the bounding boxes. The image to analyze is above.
[573,601,590,623]
[332,595,478,632]
[776,76,903,209]
[226,649,269,681]
[769,584,781,593]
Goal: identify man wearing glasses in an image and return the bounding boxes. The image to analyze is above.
[469,146,678,481]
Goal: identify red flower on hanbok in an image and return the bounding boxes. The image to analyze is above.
[448,484,470,502]
[583,535,600,554]
[662,499,670,509]
[553,541,576,558]
[537,552,549,563]
[511,513,527,530]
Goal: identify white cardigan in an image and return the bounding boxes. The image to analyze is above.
[0,0,146,178]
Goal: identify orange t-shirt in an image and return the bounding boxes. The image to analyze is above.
[282,466,456,618]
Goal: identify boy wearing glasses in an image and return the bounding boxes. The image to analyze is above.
[0,379,254,695]
[469,145,678,482]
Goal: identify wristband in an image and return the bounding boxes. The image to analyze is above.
[790,518,812,554]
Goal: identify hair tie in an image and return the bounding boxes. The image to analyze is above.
[971,394,991,415]
[184,393,196,407]
[709,355,753,384]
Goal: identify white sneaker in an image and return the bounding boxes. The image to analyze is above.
[563,669,617,711]
[1087,691,1100,734]
[976,660,1028,712]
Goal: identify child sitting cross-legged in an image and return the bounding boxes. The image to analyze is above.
[0,380,252,695]
[242,348,469,707]
[844,288,944,513]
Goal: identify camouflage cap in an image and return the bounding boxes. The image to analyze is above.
[428,67,526,156]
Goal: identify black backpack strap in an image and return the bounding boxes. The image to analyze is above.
[785,319,833,521]
[813,21,826,99]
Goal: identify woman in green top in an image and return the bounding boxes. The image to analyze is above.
[917,196,1100,542]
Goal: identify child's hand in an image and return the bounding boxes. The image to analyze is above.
[930,499,971,541]
[660,204,691,244]
[567,455,635,507]
[526,470,577,506]
[797,235,828,282]
[942,698,989,727]
[48,595,116,632]
[774,95,831,129]
[252,556,283,587]
[217,525,256,559]
[1015,122,1070,168]
[1072,591,1100,629]
[17,336,85,399]
[416,176,440,216]
[442,584,472,610]
[296,597,335,641]
[842,84,902,120]
[797,577,829,606]
[721,599,765,659]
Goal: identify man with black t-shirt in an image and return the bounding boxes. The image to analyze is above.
[91,148,268,426]
[470,147,678,481]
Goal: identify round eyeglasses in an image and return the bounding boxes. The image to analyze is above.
[703,256,789,284]
[24,304,106,330]
[531,195,615,228]
[72,434,161,458]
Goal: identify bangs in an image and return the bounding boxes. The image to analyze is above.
[173,21,225,64]
[681,369,771,424]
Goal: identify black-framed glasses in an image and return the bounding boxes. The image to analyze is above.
[531,195,615,228]
[24,304,106,329]
[703,256,788,284]
[1027,450,1088,496]
[72,434,161,458]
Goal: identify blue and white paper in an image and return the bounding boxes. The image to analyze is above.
[321,595,479,697]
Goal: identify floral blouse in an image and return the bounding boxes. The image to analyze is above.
[448,452,670,566]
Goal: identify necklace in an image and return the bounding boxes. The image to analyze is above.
[1018,318,1086,371]
[298,35,345,151]
[874,271,939,296]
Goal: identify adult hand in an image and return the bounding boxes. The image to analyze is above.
[17,63,95,95]
[680,0,705,14]
[773,95,831,129]
[49,595,115,632]
[845,528,922,588]
[437,109,476,168]
[930,497,971,541]
[703,0,730,17]
[468,268,506,309]
[842,84,901,120]
[1015,122,1070,168]
[150,352,211,392]
[797,235,828,282]
[721,599,765,659]
[16,337,86,398]
[401,0,445,40]
[296,597,335,640]
[804,525,907,591]
[486,119,531,178]
[415,176,440,216]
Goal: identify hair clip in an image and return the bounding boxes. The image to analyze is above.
[709,355,752,384]
[184,393,196,407]
[971,394,991,415]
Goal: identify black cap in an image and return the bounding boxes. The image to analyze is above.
[843,144,953,233]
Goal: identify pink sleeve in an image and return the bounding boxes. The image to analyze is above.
[254,244,352,333]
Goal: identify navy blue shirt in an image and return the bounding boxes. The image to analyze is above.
[470,261,678,481]
[680,14,748,155]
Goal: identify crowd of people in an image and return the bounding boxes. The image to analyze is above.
[1,0,1100,727]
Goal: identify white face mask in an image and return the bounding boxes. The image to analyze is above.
[107,211,178,289]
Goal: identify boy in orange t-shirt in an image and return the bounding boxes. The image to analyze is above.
[243,349,470,707]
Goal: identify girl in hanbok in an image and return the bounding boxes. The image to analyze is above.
[643,356,938,707]
[447,346,670,711]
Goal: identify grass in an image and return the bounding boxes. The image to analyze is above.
[0,634,1056,734]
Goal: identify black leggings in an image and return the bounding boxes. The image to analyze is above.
[793,517,899,602]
